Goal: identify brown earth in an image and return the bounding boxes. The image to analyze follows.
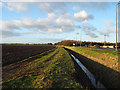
[2,45,55,66]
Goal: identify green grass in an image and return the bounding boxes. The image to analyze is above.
[65,46,118,71]
[2,47,83,88]
[3,76,36,88]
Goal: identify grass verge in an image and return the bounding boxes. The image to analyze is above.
[65,46,118,71]
[64,47,120,88]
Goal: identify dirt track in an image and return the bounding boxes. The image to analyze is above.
[64,47,120,89]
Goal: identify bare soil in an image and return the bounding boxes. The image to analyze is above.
[2,45,55,66]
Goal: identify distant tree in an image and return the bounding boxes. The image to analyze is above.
[54,40,117,47]
[47,43,53,45]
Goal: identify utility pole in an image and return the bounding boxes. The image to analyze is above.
[80,31,82,47]
[104,34,106,46]
[116,3,118,51]
[76,33,77,47]
[76,32,79,47]
[116,2,120,51]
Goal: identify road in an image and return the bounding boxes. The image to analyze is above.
[81,46,120,51]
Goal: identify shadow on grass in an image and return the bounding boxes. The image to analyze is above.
[64,47,120,89]
[2,76,36,88]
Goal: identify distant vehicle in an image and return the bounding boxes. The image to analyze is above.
[73,43,75,46]
[94,44,100,48]
[103,45,115,48]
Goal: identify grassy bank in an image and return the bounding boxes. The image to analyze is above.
[64,47,119,88]
[2,47,83,88]
[65,46,118,72]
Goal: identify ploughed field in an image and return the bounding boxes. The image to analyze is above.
[2,47,84,88]
[2,45,55,66]
[2,45,120,89]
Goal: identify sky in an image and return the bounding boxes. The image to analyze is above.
[0,2,119,44]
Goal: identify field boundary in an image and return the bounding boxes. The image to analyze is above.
[65,46,118,71]
[64,47,120,88]
[70,54,106,89]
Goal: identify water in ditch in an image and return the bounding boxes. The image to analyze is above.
[71,54,107,89]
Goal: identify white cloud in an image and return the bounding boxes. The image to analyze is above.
[2,31,21,38]
[82,20,88,25]
[60,13,71,19]
[101,20,115,36]
[82,23,98,38]
[1,16,80,37]
[1,18,51,31]
[37,2,67,14]
[6,2,29,11]
[56,17,74,26]
[48,13,57,18]
[48,28,63,33]
[24,30,42,34]
[100,28,115,36]
[0,20,21,30]
[103,20,114,27]
[74,10,88,19]
[0,2,3,7]
[2,2,98,39]
[47,16,78,34]
[72,2,110,10]
[80,18,98,38]
[85,29,98,38]
[37,3,52,12]
[74,10,93,21]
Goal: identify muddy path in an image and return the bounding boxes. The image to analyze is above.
[64,47,120,89]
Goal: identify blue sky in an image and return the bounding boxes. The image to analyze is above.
[0,2,119,44]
